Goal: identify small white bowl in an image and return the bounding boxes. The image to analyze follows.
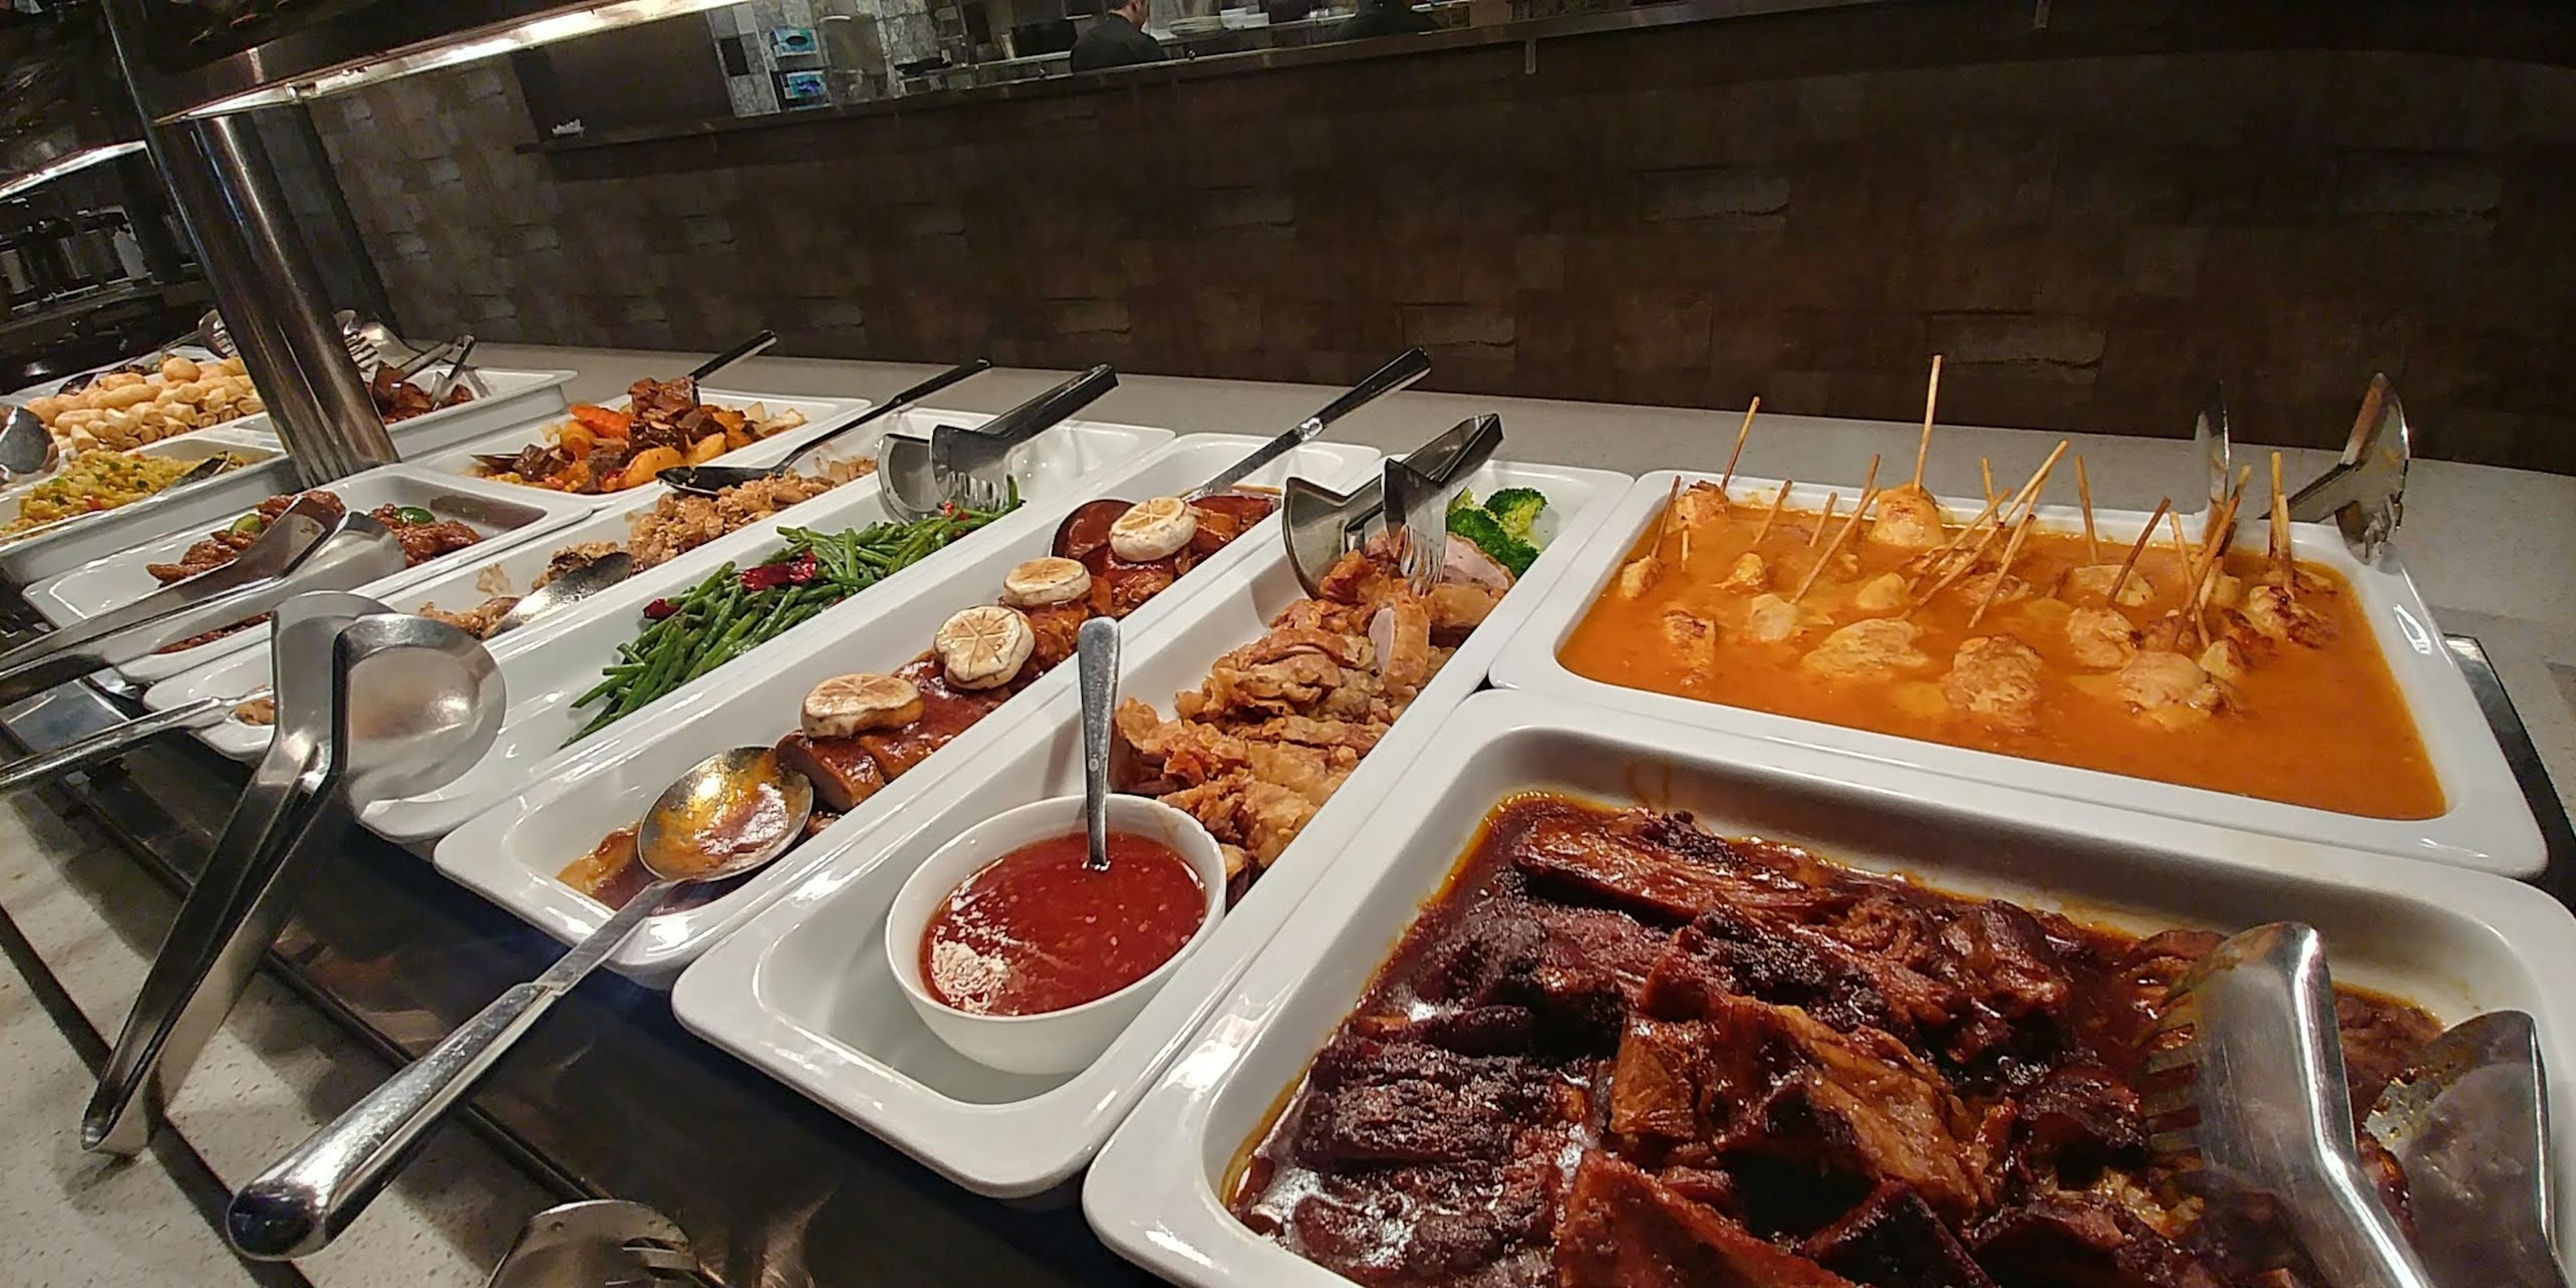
[883,792,1226,1076]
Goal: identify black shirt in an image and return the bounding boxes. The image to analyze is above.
[1068,12,1167,72]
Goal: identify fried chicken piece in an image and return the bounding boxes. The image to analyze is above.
[2065,606,2139,669]
[1424,583,1500,643]
[2243,583,2333,647]
[1743,592,1809,644]
[1440,534,1513,593]
[1719,552,1768,594]
[1801,619,1931,680]
[1941,635,2044,731]
[1368,593,1434,697]
[2115,651,2229,727]
[1868,484,1945,549]
[1852,571,1907,612]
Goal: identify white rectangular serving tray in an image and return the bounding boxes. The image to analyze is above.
[140,413,1174,761]
[1487,470,2544,877]
[431,435,1395,987]
[411,386,868,508]
[22,464,596,684]
[215,365,580,459]
[1080,689,2576,1287]
[0,446,302,586]
[0,432,282,523]
[668,458,1631,1197]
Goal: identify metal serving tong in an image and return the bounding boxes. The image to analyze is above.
[0,551,634,797]
[657,358,992,498]
[0,496,407,704]
[2290,374,2410,563]
[2141,922,2438,1287]
[1284,412,1503,596]
[84,602,504,1157]
[880,364,1120,519]
[2365,1011,2569,1287]
[1046,347,1434,556]
[2193,385,2232,517]
[482,1200,698,1288]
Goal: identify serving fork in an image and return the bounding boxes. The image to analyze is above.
[483,1200,698,1288]
[2139,922,2437,1287]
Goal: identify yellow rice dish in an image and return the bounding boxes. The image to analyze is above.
[3,452,229,533]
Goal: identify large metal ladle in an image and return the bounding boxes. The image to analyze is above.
[83,607,504,1157]
[227,745,813,1260]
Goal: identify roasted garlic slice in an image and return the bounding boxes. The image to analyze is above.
[802,672,926,737]
[1109,496,1197,562]
[934,605,1035,690]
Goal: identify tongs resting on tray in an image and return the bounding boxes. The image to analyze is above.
[879,364,1119,519]
[85,599,503,1156]
[2143,922,2440,1287]
[2366,1010,2569,1287]
[0,495,408,704]
[1285,412,1503,596]
[2290,374,2410,563]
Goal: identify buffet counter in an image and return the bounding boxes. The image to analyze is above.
[0,344,2569,1287]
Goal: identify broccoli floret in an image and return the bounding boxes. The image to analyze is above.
[1447,507,1540,578]
[1447,489,1477,518]
[1482,488,1548,540]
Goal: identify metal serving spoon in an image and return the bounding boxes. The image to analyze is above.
[226,745,814,1260]
[0,551,635,796]
[657,358,991,498]
[85,608,504,1157]
[1077,616,1121,872]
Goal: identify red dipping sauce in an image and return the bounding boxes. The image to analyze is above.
[919,831,1206,1016]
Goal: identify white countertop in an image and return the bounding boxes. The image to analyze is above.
[1,343,2567,1285]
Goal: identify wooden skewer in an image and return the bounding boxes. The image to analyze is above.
[1717,396,1760,497]
[1903,439,2068,594]
[2269,451,2295,603]
[1791,485,1879,604]
[2104,497,2171,606]
[2075,455,2100,564]
[1913,354,1943,489]
[1980,458,1996,506]
[1807,493,1840,549]
[2165,510,2200,650]
[1657,477,1688,571]
[1751,479,1794,544]
[1965,513,2036,630]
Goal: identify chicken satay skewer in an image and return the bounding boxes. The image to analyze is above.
[1964,513,2037,629]
[2268,451,2296,603]
[2104,497,2173,606]
[1913,354,1943,489]
[1750,478,1794,544]
[1791,484,1880,604]
[2075,455,2101,564]
[1806,493,1839,549]
[1717,396,1760,498]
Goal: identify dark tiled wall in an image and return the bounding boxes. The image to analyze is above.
[313,28,2576,473]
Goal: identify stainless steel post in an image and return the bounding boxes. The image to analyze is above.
[156,111,392,484]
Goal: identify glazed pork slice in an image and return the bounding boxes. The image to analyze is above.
[1511,810,1841,922]
[1556,1152,1860,1288]
[772,733,885,813]
[1801,1182,1999,1288]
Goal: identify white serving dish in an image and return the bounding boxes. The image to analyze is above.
[1080,688,2576,1287]
[0,446,303,586]
[433,437,1387,983]
[141,413,1174,765]
[22,465,595,684]
[668,458,1629,1196]
[215,365,580,459]
[0,431,282,523]
[887,793,1228,1076]
[1486,470,2544,877]
[412,386,869,508]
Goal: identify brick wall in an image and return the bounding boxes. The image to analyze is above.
[311,18,2576,472]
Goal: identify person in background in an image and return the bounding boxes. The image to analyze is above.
[1343,0,1432,38]
[1069,0,1167,71]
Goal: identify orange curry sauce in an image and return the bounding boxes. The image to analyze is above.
[1557,494,2443,819]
